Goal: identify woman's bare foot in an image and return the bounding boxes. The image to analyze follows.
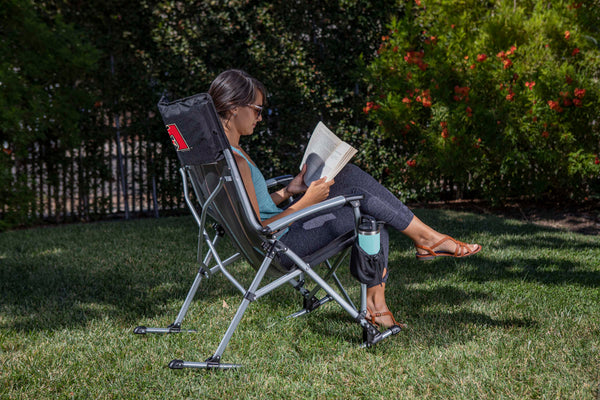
[366,306,400,329]
[366,282,405,329]
[415,234,481,260]
[402,216,481,260]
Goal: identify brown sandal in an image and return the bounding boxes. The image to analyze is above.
[366,307,407,329]
[416,235,481,261]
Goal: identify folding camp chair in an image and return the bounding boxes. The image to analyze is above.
[134,93,402,370]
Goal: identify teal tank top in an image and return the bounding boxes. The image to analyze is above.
[230,147,283,221]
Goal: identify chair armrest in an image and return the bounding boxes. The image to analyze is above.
[265,175,294,188]
[263,194,363,234]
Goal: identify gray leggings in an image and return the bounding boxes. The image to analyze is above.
[279,164,415,285]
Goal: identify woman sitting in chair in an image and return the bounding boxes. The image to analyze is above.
[209,69,481,329]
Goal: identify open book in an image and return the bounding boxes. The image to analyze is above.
[300,121,357,186]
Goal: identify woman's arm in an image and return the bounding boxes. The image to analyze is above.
[262,177,333,226]
[233,155,333,228]
[233,153,263,222]
[269,164,308,205]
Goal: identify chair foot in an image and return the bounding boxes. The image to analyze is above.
[133,325,197,335]
[168,358,242,370]
[361,321,404,348]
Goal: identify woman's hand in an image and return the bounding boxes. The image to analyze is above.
[300,177,334,206]
[286,164,309,195]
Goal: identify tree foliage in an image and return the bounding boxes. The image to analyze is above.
[363,0,600,203]
[0,0,99,228]
[2,0,599,229]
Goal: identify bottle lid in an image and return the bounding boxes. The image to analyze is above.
[358,216,379,234]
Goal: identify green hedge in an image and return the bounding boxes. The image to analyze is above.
[362,0,600,203]
[3,1,599,230]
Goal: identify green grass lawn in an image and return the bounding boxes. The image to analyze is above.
[1,210,598,399]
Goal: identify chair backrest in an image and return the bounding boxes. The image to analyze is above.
[158,93,289,275]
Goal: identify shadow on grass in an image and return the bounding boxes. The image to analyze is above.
[0,211,598,341]
[0,218,201,332]
[409,209,600,287]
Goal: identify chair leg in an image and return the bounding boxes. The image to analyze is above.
[134,230,222,335]
[289,249,356,318]
[169,243,278,369]
[285,250,403,347]
[133,269,205,335]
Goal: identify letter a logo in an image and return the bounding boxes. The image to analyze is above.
[166,124,190,151]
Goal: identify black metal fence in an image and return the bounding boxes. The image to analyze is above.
[4,131,185,225]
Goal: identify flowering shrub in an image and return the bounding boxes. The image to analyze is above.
[362,0,600,203]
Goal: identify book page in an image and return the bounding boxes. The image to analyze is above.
[320,142,357,181]
[300,122,357,186]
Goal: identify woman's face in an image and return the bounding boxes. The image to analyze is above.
[232,91,263,137]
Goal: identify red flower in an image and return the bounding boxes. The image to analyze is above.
[572,48,580,56]
[424,36,438,45]
[441,129,449,138]
[497,51,506,58]
[547,100,563,112]
[363,101,380,114]
[506,92,515,101]
[402,97,412,104]
[454,86,470,101]
[525,81,536,90]
[574,88,586,98]
[573,98,582,107]
[565,31,571,40]
[503,59,513,69]
[476,53,488,62]
[566,75,573,84]
[466,106,473,117]
[406,159,417,167]
[404,51,428,71]
[415,0,422,6]
[595,156,600,165]
[563,98,573,107]
[542,131,549,138]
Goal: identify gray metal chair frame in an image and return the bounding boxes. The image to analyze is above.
[134,93,401,370]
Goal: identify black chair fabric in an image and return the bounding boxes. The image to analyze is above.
[158,93,230,166]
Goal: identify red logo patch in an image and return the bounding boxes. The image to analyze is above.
[166,124,190,151]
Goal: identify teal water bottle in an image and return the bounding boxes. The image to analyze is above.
[358,216,380,255]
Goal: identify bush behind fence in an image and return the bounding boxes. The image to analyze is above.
[2,1,599,230]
